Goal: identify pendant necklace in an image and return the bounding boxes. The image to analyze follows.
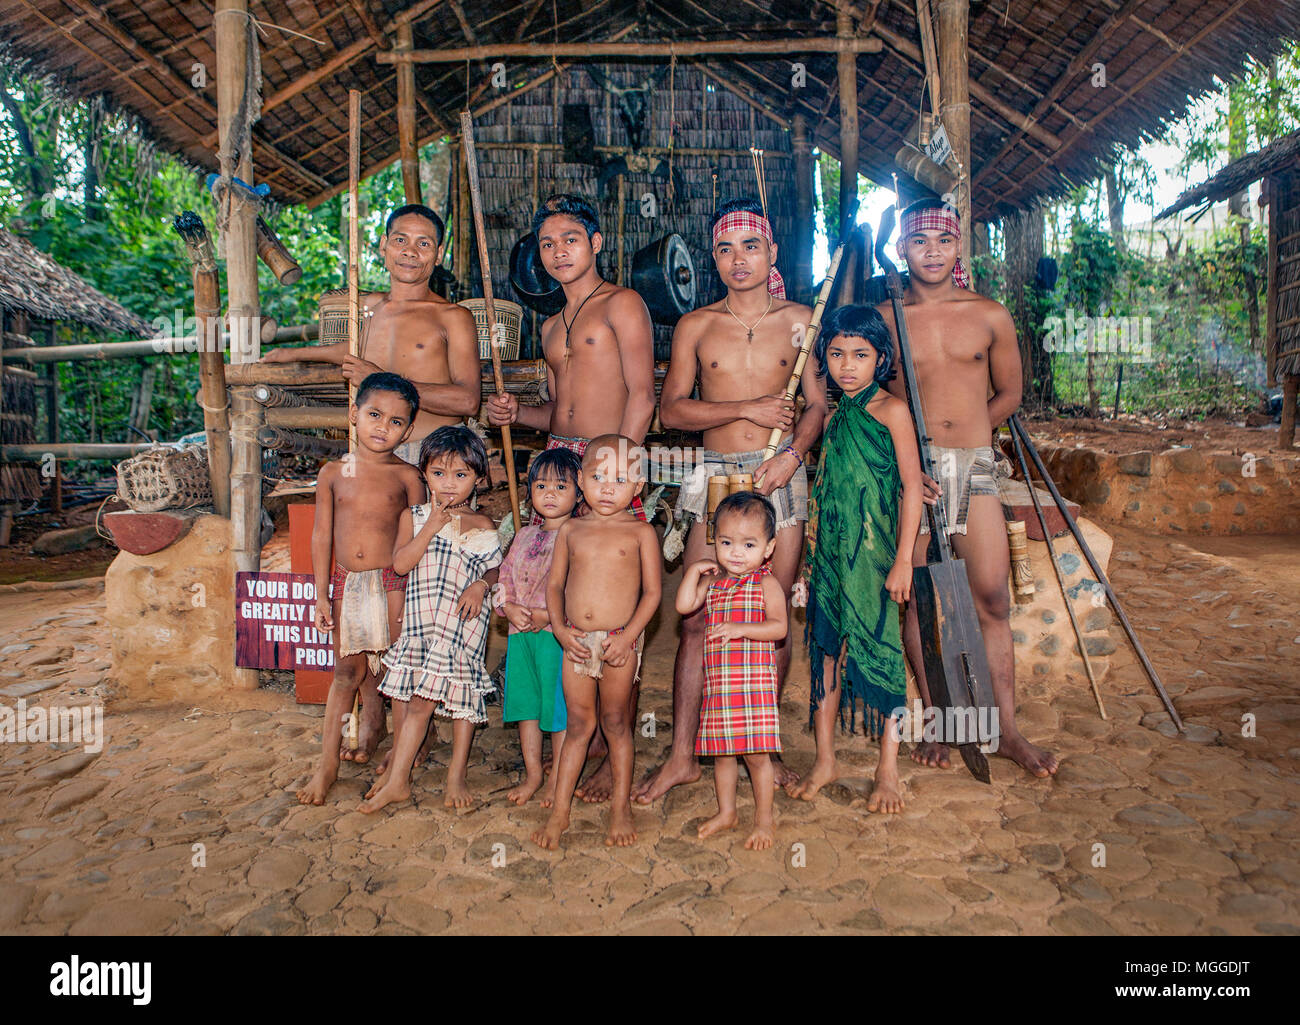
[724,293,773,343]
[562,280,606,360]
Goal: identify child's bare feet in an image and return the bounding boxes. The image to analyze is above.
[359,779,410,813]
[605,805,637,847]
[538,774,558,808]
[697,810,737,839]
[531,810,568,849]
[296,768,336,806]
[444,777,475,809]
[866,766,905,814]
[744,823,774,850]
[507,771,543,806]
[575,758,612,803]
[771,756,798,789]
[786,759,838,800]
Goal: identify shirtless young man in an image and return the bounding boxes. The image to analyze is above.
[485,194,656,803]
[878,198,1057,778]
[635,198,829,804]
[263,204,481,763]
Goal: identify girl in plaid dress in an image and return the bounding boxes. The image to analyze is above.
[676,492,787,850]
[360,426,502,814]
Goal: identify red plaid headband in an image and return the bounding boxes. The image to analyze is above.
[712,211,786,298]
[896,206,970,289]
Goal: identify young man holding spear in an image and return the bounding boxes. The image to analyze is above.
[879,198,1057,778]
[636,197,830,803]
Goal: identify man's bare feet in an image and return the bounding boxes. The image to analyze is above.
[771,756,798,789]
[997,731,1059,777]
[507,772,543,806]
[909,741,951,769]
[605,805,637,847]
[632,756,701,805]
[866,767,905,814]
[444,778,475,808]
[296,768,335,806]
[697,810,737,839]
[359,780,410,814]
[786,759,838,800]
[531,811,569,850]
[575,758,613,803]
[744,824,774,850]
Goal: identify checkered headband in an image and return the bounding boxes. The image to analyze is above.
[712,211,786,298]
[896,205,971,289]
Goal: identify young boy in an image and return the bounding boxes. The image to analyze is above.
[789,305,923,814]
[496,447,583,806]
[676,492,787,850]
[297,372,426,805]
[532,435,662,849]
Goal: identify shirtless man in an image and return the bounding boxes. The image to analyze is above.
[635,198,829,804]
[485,194,655,803]
[878,198,1057,778]
[263,204,481,763]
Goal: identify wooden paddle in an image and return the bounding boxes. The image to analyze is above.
[459,111,522,531]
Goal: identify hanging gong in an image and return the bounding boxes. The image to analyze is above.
[509,233,565,315]
[631,233,695,325]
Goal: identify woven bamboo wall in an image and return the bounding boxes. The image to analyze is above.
[1275,170,1299,379]
[469,64,798,355]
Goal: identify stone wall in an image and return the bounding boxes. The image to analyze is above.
[1025,441,1300,535]
[104,514,246,706]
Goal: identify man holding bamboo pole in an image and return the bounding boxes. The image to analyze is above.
[636,198,829,803]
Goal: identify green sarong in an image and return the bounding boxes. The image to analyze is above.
[805,381,906,737]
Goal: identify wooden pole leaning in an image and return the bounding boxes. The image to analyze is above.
[763,244,844,460]
[459,110,522,532]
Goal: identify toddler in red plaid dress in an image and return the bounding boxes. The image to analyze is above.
[676,492,787,851]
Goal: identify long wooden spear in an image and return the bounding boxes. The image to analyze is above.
[459,110,522,531]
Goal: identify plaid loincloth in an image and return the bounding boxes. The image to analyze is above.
[536,433,648,523]
[918,445,998,536]
[677,444,808,533]
[696,565,781,757]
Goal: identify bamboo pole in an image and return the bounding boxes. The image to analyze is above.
[0,326,317,364]
[1,443,153,461]
[836,2,860,239]
[792,115,814,302]
[348,89,362,455]
[264,406,350,429]
[937,0,972,269]
[380,36,883,64]
[459,111,522,531]
[395,22,422,204]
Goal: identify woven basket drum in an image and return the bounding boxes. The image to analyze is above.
[116,445,213,513]
[317,287,377,348]
[458,298,522,361]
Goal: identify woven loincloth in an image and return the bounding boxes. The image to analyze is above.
[335,567,392,675]
[677,444,808,533]
[918,445,998,537]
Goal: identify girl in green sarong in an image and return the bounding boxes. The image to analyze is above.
[787,305,924,814]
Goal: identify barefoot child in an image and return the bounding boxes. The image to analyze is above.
[495,447,583,806]
[297,373,426,805]
[676,492,787,850]
[360,425,502,813]
[788,305,923,814]
[532,435,661,849]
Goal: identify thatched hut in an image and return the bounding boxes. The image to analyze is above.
[0,226,151,539]
[1159,129,1300,448]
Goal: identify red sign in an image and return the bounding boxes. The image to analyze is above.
[235,571,335,670]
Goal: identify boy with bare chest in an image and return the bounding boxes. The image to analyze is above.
[297,373,426,805]
[532,435,661,849]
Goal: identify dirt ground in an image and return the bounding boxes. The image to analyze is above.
[1025,414,1289,456]
[0,521,1297,936]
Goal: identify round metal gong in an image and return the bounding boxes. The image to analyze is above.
[631,233,695,325]
[509,233,565,315]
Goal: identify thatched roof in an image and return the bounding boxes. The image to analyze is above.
[0,227,152,335]
[1,1,1297,220]
[1157,129,1300,219]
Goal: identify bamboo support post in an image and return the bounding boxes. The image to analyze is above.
[395,22,421,204]
[836,2,860,238]
[938,0,972,268]
[460,111,522,531]
[792,115,815,301]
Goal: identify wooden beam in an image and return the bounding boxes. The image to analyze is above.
[379,36,883,63]
[937,0,971,266]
